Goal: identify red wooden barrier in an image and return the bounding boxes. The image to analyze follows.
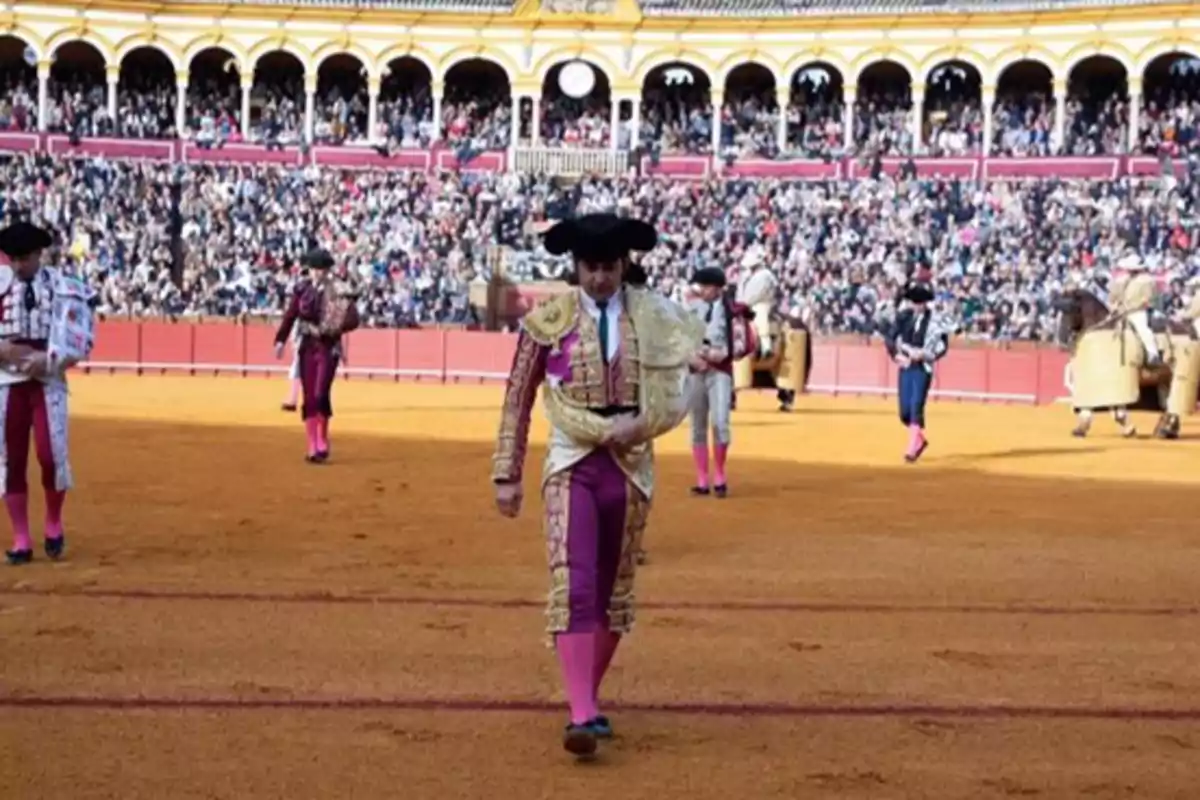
[80,320,1075,405]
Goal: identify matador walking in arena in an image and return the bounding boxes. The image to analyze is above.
[274,249,361,463]
[491,213,703,760]
[687,267,735,497]
[0,222,95,565]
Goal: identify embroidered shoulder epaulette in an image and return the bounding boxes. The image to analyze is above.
[521,291,577,346]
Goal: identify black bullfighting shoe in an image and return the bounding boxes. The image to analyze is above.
[690,486,711,496]
[44,535,65,560]
[713,484,728,498]
[904,441,929,464]
[562,723,598,758]
[588,716,614,739]
[5,548,32,565]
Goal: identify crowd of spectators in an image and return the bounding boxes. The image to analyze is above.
[3,150,1199,340]
[4,56,1200,158]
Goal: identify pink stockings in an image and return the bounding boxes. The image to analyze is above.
[905,424,926,460]
[304,415,331,457]
[6,490,65,552]
[692,443,729,488]
[555,629,622,724]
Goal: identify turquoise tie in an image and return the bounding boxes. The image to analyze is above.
[596,299,609,365]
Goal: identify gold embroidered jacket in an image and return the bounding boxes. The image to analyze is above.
[491,287,703,499]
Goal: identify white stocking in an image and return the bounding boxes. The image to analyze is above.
[1127,311,1160,360]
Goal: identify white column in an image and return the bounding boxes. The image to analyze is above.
[432,81,443,143]
[609,97,621,151]
[710,90,723,155]
[1127,77,1141,154]
[910,84,924,154]
[175,70,189,135]
[630,97,641,149]
[843,88,856,152]
[240,76,253,140]
[1053,78,1067,154]
[367,76,380,143]
[36,60,50,132]
[106,65,119,123]
[304,74,316,143]
[775,86,789,153]
[981,84,994,156]
[531,96,541,147]
[510,94,521,149]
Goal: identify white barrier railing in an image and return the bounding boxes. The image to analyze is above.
[511,147,629,176]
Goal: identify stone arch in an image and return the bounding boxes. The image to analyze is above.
[532,49,620,88]
[715,53,782,89]
[0,27,45,63]
[115,37,181,72]
[1062,41,1134,81]
[1135,40,1200,77]
[184,36,249,75]
[788,60,846,103]
[438,46,519,85]
[247,39,312,75]
[782,52,851,89]
[990,44,1059,86]
[849,49,918,85]
[375,43,439,83]
[313,42,377,80]
[919,47,987,87]
[631,49,717,87]
[45,31,115,66]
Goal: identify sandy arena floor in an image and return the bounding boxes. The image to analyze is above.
[1,375,1199,799]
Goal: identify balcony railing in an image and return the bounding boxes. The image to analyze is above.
[511,147,631,177]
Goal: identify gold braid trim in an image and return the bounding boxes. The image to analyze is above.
[540,288,703,447]
[629,288,705,442]
[521,292,578,346]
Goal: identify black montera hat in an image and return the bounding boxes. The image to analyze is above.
[691,267,728,288]
[0,221,54,259]
[302,248,336,270]
[543,213,657,263]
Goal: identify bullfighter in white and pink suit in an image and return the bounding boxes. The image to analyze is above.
[0,222,95,565]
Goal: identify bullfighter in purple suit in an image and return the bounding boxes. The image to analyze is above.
[491,213,704,760]
[274,249,360,463]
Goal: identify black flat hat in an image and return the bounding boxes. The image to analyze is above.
[302,248,336,270]
[543,214,657,262]
[691,267,727,288]
[904,282,935,303]
[0,221,53,259]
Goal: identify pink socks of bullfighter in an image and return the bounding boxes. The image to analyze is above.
[555,633,599,725]
[555,629,623,725]
[5,493,31,552]
[692,445,710,489]
[45,490,65,539]
[713,443,729,487]
[4,491,64,559]
[693,443,729,494]
[593,630,620,703]
[317,415,330,453]
[905,424,927,462]
[305,417,320,457]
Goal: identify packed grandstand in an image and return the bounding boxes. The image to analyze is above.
[0,0,1198,340]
